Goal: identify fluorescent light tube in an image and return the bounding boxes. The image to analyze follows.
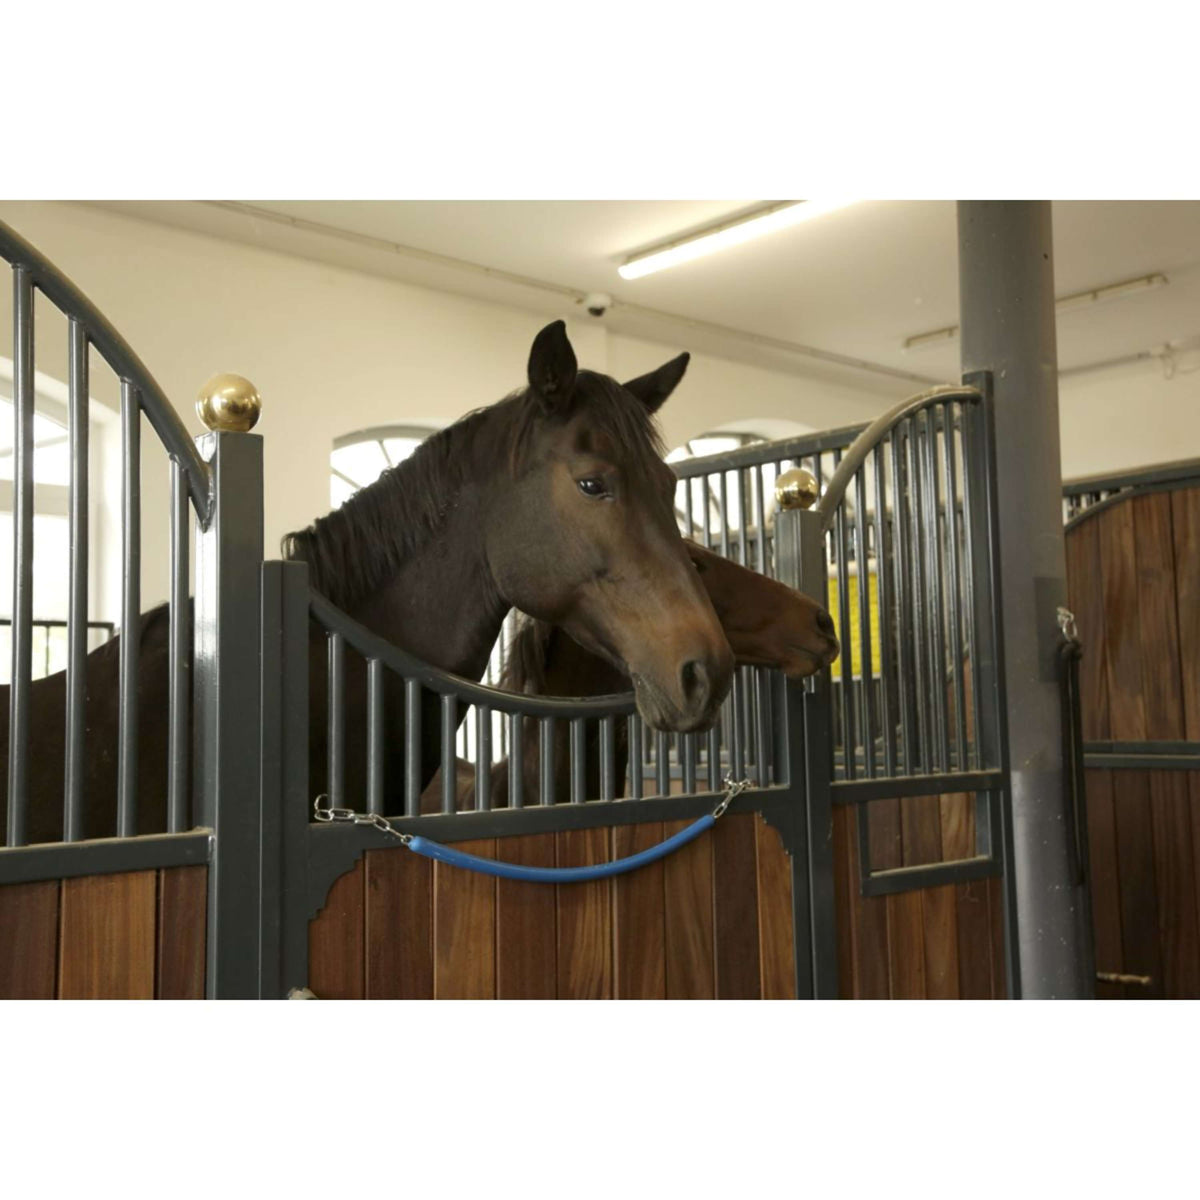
[618,201,859,281]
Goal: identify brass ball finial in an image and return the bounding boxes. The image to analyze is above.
[196,373,262,433]
[775,467,820,511]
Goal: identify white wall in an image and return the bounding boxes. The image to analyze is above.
[0,201,892,613]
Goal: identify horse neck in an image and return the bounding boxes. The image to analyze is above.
[348,484,508,682]
[540,627,630,696]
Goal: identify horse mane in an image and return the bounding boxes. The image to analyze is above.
[282,370,666,610]
[499,613,557,695]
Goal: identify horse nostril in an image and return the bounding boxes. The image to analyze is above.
[680,659,709,706]
[816,608,835,638]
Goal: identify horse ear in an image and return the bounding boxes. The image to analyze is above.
[527,320,578,409]
[622,352,690,413]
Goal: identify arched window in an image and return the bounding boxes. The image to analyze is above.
[330,424,436,508]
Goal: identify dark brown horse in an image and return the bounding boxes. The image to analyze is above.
[423,540,839,809]
[1,321,734,843]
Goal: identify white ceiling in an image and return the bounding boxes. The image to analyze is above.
[90,199,1200,394]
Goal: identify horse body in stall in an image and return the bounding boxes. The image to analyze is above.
[423,541,840,810]
[2,321,734,844]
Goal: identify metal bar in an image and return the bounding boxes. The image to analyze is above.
[707,723,721,791]
[117,381,140,838]
[853,463,876,778]
[571,719,586,804]
[509,712,524,808]
[328,632,345,809]
[367,659,384,815]
[832,769,1005,805]
[755,466,768,575]
[923,409,951,772]
[404,679,421,817]
[682,730,697,793]
[441,695,457,814]
[833,450,854,781]
[539,717,554,806]
[890,427,915,775]
[6,267,34,848]
[1084,751,1200,770]
[958,404,984,770]
[0,830,212,887]
[942,401,968,772]
[730,669,746,781]
[476,706,492,812]
[629,716,644,800]
[656,730,670,796]
[600,715,615,802]
[64,318,89,842]
[718,471,730,559]
[905,418,932,773]
[872,443,896,777]
[859,854,1000,898]
[753,670,770,786]
[168,459,189,833]
[737,468,749,566]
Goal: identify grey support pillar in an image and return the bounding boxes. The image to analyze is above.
[957,202,1094,998]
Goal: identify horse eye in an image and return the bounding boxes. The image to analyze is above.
[577,477,608,498]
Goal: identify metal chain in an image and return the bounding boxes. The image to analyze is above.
[312,775,754,835]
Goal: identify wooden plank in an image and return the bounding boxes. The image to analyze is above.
[434,839,496,999]
[847,806,890,999]
[1148,771,1200,998]
[1097,500,1145,740]
[1084,769,1125,1000]
[365,847,433,999]
[555,828,612,999]
[900,795,943,867]
[831,804,856,996]
[0,880,59,999]
[613,822,666,999]
[59,871,156,999]
[156,865,207,1000]
[921,884,959,998]
[954,881,992,999]
[663,819,715,999]
[939,792,973,861]
[1132,493,1185,739]
[887,889,925,999]
[712,812,761,998]
[1172,489,1200,739]
[1065,514,1111,740]
[755,815,796,1000]
[495,834,557,999]
[1111,772,1163,998]
[309,858,365,1000]
[1192,773,1200,982]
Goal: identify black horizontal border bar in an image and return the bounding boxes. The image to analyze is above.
[860,854,1000,898]
[832,770,1003,805]
[0,830,212,886]
[1084,754,1200,771]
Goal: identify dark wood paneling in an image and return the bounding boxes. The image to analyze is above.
[1133,493,1185,738]
[434,839,496,999]
[495,835,557,1000]
[887,890,925,999]
[310,858,365,1000]
[1066,511,1111,740]
[555,829,612,999]
[663,819,715,999]
[901,795,943,867]
[156,865,206,1000]
[1111,772,1163,998]
[59,871,156,999]
[755,816,796,1000]
[921,885,959,998]
[954,881,992,999]
[848,807,891,999]
[712,812,761,998]
[0,880,59,999]
[366,848,433,999]
[987,875,1007,999]
[1083,769,1125,999]
[613,822,666,999]
[1173,490,1200,740]
[1098,500,1146,740]
[1148,772,1200,998]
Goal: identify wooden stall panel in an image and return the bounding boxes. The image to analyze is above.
[495,835,557,1000]
[712,813,761,999]
[613,822,666,999]
[1084,770,1126,999]
[662,819,715,1000]
[310,858,365,1000]
[1111,774,1164,998]
[1173,490,1200,739]
[59,871,156,999]
[1066,512,1111,740]
[366,848,433,1000]
[954,881,993,999]
[754,816,796,1000]
[1098,500,1145,741]
[887,890,926,999]
[434,839,496,999]
[555,829,612,999]
[0,880,60,999]
[1148,772,1200,999]
[156,865,207,1000]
